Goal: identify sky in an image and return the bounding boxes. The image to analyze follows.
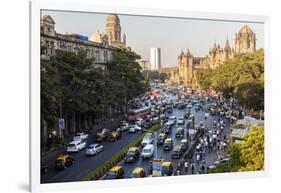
[42,10,264,67]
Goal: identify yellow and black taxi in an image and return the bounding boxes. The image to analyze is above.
[171,144,184,159]
[157,132,167,145]
[124,147,140,163]
[163,138,173,151]
[131,167,146,178]
[108,130,122,142]
[161,161,174,176]
[55,154,74,170]
[105,166,124,180]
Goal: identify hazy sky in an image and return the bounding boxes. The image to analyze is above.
[42,10,264,67]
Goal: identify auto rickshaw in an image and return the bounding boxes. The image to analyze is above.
[131,167,146,178]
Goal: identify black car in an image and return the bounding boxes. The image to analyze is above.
[157,133,167,145]
[163,122,173,134]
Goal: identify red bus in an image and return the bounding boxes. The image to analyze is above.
[127,107,150,122]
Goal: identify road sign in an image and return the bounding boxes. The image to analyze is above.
[59,118,65,130]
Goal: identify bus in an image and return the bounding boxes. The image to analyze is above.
[127,107,150,122]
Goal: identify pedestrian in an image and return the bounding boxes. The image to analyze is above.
[184,161,188,174]
[191,163,195,174]
[196,153,200,164]
[177,169,180,176]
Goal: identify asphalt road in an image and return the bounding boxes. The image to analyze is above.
[41,125,144,183]
[104,92,220,179]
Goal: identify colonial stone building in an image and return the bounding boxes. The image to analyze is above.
[40,15,118,69]
[176,25,257,86]
[90,14,126,48]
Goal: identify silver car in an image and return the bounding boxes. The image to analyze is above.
[85,144,104,156]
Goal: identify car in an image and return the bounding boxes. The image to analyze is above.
[141,133,154,147]
[163,138,173,151]
[85,144,104,156]
[55,154,74,170]
[120,121,129,131]
[195,104,201,111]
[105,166,124,180]
[73,132,88,141]
[128,125,142,133]
[163,122,172,134]
[141,144,154,158]
[161,161,173,176]
[131,167,146,178]
[108,131,122,142]
[96,128,109,142]
[168,116,177,125]
[124,147,140,163]
[180,139,188,150]
[157,133,167,145]
[171,144,184,159]
[136,119,146,127]
[66,140,86,153]
[177,117,185,125]
[175,127,184,138]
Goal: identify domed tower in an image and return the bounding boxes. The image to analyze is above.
[235,25,256,54]
[106,14,126,47]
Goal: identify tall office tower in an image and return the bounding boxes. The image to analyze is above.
[150,48,161,70]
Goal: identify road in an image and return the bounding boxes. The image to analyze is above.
[104,92,225,179]
[41,126,144,183]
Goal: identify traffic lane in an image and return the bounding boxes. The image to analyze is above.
[41,129,142,183]
[119,106,195,178]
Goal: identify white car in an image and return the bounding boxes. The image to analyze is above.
[141,144,154,158]
[128,125,142,133]
[120,122,129,131]
[168,116,177,125]
[73,132,88,141]
[85,144,104,156]
[141,133,154,147]
[177,117,185,125]
[67,140,86,153]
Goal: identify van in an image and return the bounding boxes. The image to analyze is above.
[67,140,86,153]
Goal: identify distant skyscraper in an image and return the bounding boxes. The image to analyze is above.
[150,48,161,70]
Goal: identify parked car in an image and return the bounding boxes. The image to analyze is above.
[105,166,124,180]
[157,133,167,145]
[108,131,122,142]
[73,132,88,141]
[66,140,86,153]
[177,117,185,125]
[85,144,104,156]
[120,121,129,131]
[124,147,140,163]
[163,138,173,151]
[141,144,154,158]
[128,125,142,133]
[175,127,184,138]
[96,128,109,142]
[141,133,154,147]
[161,161,173,176]
[131,167,146,178]
[171,144,184,159]
[55,154,74,170]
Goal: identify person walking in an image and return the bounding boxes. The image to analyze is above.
[191,163,195,174]
[184,161,188,174]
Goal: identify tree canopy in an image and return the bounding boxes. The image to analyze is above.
[195,49,264,110]
[209,125,264,173]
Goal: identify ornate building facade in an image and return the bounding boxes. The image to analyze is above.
[177,25,257,86]
[90,14,126,48]
[40,15,117,69]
